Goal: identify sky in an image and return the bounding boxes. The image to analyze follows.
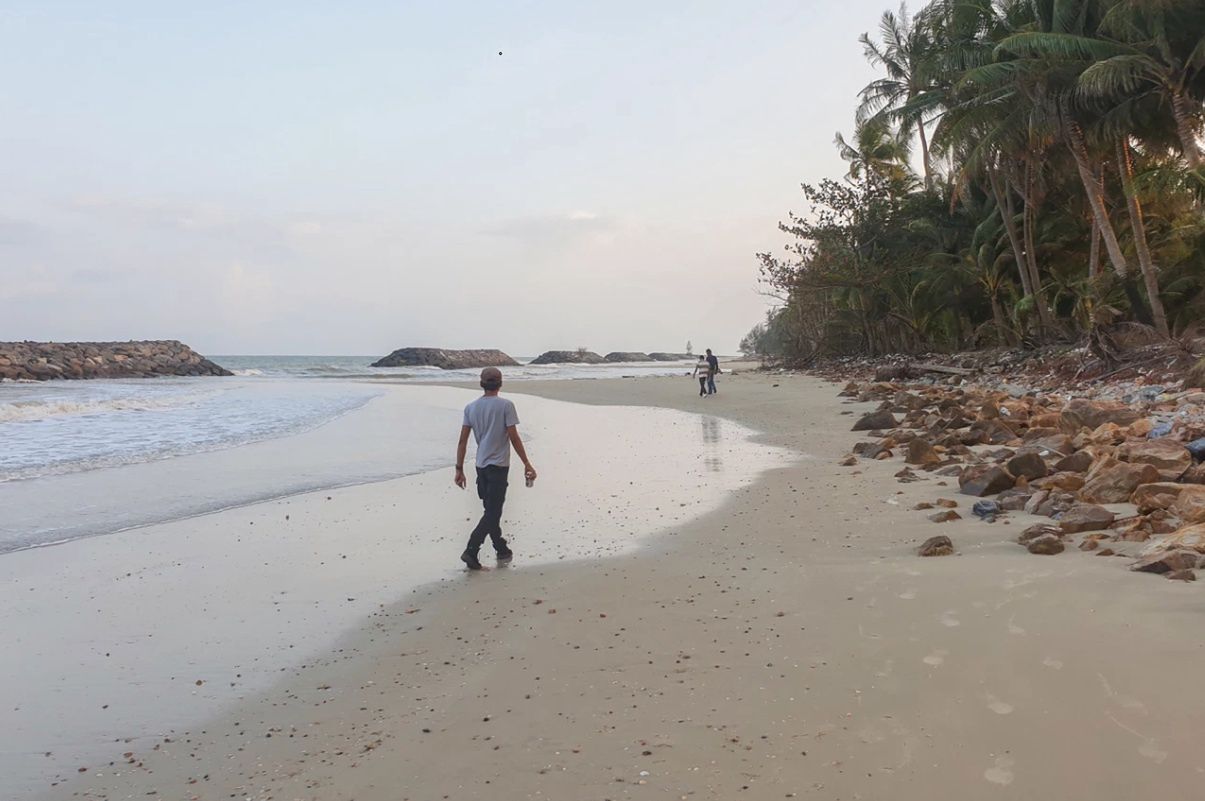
[0,0,891,356]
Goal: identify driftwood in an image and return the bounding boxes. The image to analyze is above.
[875,362,975,381]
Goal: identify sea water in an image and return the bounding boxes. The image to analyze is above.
[0,356,697,552]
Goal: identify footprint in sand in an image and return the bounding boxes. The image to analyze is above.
[985,694,1014,715]
[923,649,947,666]
[940,611,961,627]
[1007,615,1026,636]
[984,755,1015,785]
[1042,657,1063,670]
[898,590,916,600]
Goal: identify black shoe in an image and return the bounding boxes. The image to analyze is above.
[461,551,483,570]
[496,548,514,562]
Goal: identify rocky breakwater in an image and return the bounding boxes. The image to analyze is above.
[0,340,232,381]
[647,352,693,361]
[371,348,519,370]
[604,352,652,362]
[529,350,606,365]
[838,378,1205,581]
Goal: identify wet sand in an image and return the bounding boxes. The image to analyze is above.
[33,372,1205,800]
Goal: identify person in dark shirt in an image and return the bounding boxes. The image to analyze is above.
[704,349,720,395]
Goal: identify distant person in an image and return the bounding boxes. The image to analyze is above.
[705,348,720,395]
[692,355,709,397]
[454,367,537,570]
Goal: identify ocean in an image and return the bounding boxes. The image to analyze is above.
[0,355,697,553]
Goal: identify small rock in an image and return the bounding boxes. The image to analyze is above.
[929,510,962,523]
[935,498,958,508]
[918,535,954,556]
[1026,534,1065,555]
[972,500,1001,520]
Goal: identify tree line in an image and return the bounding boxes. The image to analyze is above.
[744,0,1205,364]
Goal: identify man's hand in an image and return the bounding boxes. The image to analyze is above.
[454,467,467,489]
[524,464,538,482]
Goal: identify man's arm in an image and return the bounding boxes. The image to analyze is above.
[454,425,471,488]
[507,425,537,479]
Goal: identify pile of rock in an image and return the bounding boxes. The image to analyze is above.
[0,341,232,381]
[604,352,652,362]
[647,352,694,361]
[529,350,606,365]
[371,348,519,369]
[840,379,1205,581]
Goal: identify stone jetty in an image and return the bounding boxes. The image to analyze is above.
[604,352,652,362]
[0,341,232,381]
[529,350,606,365]
[371,348,519,370]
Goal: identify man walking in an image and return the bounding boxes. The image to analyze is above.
[705,348,720,395]
[454,367,537,570]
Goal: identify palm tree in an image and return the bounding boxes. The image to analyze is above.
[858,4,939,188]
[834,116,916,188]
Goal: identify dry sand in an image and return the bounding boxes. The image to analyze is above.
[41,372,1205,800]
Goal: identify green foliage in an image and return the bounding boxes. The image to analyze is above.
[756,0,1205,360]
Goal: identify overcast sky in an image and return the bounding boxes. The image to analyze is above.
[0,0,889,356]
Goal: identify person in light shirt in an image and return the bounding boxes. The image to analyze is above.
[453,367,537,570]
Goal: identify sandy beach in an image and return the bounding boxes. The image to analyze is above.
[28,371,1205,800]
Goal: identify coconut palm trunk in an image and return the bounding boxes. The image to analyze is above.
[1171,90,1203,170]
[986,167,1033,297]
[1065,121,1130,280]
[1116,136,1170,337]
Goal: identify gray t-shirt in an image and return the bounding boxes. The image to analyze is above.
[462,395,519,468]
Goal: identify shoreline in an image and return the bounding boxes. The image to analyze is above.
[5,382,785,799]
[27,372,1205,800]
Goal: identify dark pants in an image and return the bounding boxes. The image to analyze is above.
[465,465,509,555]
[698,376,707,396]
[707,374,717,394]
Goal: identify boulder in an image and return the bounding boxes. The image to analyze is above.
[1079,458,1161,504]
[1182,463,1205,484]
[1030,471,1086,492]
[1146,523,1205,553]
[1006,451,1048,480]
[1166,569,1196,582]
[1027,534,1065,555]
[1057,504,1115,534]
[997,488,1034,511]
[1130,549,1202,574]
[1054,450,1094,473]
[1117,439,1192,481]
[371,347,519,369]
[918,535,954,556]
[906,438,941,466]
[852,410,898,431]
[958,465,1015,497]
[603,352,651,362]
[1025,433,1075,456]
[1060,398,1141,432]
[1171,485,1205,524]
[1186,437,1205,462]
[1130,482,1194,513]
[529,350,606,365]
